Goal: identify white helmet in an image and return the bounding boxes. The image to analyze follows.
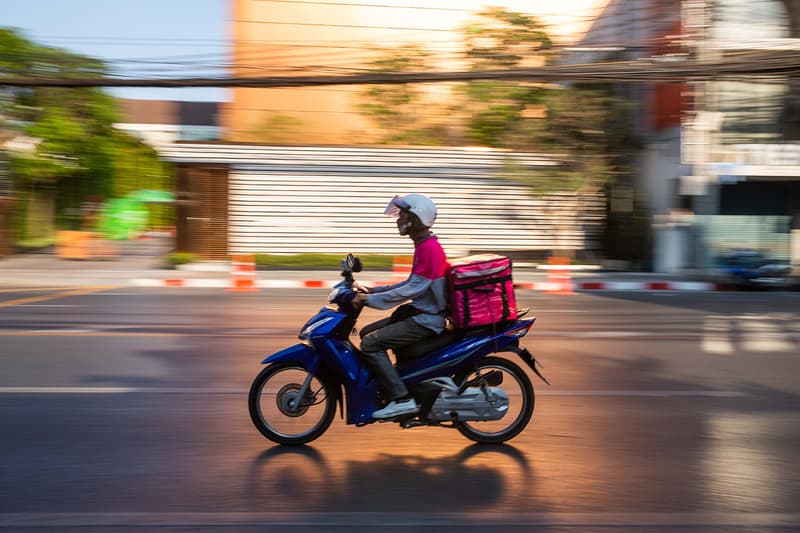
[384,194,437,228]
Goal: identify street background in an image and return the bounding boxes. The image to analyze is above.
[1,239,798,531]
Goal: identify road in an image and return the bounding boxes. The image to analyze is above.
[1,286,798,532]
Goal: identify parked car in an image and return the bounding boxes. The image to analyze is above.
[714,250,794,289]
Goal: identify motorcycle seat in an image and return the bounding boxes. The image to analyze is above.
[394,321,513,361]
[394,328,466,361]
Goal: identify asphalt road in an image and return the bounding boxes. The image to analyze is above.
[1,286,798,532]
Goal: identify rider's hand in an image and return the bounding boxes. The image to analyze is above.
[352,281,372,293]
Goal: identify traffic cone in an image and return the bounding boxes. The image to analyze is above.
[545,256,574,295]
[392,255,413,282]
[227,254,258,292]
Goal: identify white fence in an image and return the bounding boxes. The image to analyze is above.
[161,144,605,256]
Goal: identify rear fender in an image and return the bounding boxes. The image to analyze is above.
[501,345,550,385]
[260,343,344,418]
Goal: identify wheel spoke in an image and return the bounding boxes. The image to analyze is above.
[456,357,534,444]
[249,364,335,444]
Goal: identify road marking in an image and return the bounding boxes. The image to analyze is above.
[17,304,82,308]
[702,315,798,354]
[538,390,747,397]
[0,330,181,337]
[0,287,74,293]
[703,317,734,355]
[742,319,795,352]
[0,512,797,528]
[0,387,243,394]
[0,387,746,397]
[0,286,116,308]
[569,331,649,337]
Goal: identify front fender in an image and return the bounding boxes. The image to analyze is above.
[261,343,320,374]
[260,343,343,419]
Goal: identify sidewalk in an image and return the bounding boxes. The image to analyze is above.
[0,238,723,291]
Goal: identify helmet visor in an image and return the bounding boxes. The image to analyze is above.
[383,195,409,218]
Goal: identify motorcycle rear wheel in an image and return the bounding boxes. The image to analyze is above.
[248,363,336,445]
[454,356,534,444]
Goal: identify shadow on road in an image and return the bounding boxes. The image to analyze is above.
[245,442,533,513]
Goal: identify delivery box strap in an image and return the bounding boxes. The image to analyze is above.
[452,274,512,290]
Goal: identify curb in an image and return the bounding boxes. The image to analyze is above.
[132,278,720,291]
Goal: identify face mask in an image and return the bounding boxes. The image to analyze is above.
[397,218,412,235]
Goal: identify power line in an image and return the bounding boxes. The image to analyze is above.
[254,0,476,12]
[252,0,605,20]
[231,19,457,31]
[3,50,799,87]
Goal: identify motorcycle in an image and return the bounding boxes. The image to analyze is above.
[248,254,549,445]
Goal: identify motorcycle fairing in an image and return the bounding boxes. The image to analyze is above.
[260,343,321,374]
[316,338,378,425]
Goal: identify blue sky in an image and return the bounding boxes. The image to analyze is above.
[3,0,229,101]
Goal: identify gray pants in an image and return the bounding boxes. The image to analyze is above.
[359,317,434,401]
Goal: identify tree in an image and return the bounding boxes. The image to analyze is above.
[0,28,171,246]
[457,7,552,147]
[358,44,451,145]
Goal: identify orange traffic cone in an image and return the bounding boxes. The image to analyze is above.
[227,254,258,292]
[392,255,413,283]
[545,256,574,295]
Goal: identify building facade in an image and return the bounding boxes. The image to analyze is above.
[221,0,608,145]
[576,0,800,270]
[115,99,221,147]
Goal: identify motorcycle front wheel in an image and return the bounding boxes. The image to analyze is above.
[454,356,534,444]
[248,362,336,445]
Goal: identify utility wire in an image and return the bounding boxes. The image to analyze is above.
[2,50,799,87]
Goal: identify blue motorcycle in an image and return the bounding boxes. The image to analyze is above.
[248,254,549,445]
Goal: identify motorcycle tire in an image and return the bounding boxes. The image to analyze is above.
[453,356,535,444]
[248,362,337,445]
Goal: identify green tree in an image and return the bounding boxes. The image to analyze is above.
[458,7,552,147]
[358,44,451,145]
[1,28,171,246]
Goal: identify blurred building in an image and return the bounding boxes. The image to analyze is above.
[115,99,222,147]
[160,143,605,260]
[222,0,608,144]
[574,0,800,270]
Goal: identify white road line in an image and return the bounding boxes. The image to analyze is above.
[0,511,797,528]
[0,387,745,397]
[742,319,796,352]
[17,304,82,307]
[569,331,650,337]
[538,390,747,397]
[703,317,734,355]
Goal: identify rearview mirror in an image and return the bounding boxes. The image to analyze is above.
[345,253,362,273]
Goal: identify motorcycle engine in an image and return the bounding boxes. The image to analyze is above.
[428,387,509,421]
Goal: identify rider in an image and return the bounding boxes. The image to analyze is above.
[353,194,449,419]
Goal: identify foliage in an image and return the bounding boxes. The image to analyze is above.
[457,7,551,147]
[498,86,620,194]
[251,114,306,144]
[166,251,198,265]
[462,7,552,69]
[0,28,172,243]
[358,44,451,145]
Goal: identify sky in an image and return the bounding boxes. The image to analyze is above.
[3,0,229,101]
[2,0,607,103]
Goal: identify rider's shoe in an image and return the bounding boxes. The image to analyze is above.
[372,398,419,419]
